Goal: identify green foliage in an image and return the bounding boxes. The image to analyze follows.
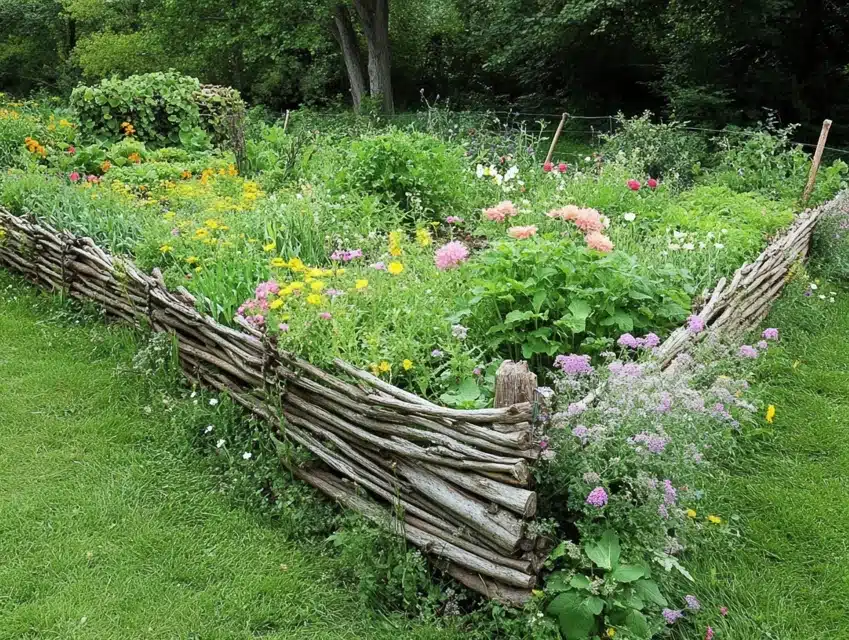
[811,193,849,286]
[466,235,690,363]
[74,30,167,80]
[337,130,470,218]
[602,112,709,187]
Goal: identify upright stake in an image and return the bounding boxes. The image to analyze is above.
[544,112,568,166]
[801,119,832,206]
[494,360,538,408]
[283,109,291,135]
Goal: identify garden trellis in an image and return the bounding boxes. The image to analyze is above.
[0,193,837,605]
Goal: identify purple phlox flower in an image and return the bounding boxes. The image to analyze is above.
[318,311,332,320]
[255,280,280,300]
[330,248,363,262]
[617,333,639,349]
[431,349,443,358]
[278,323,289,332]
[762,327,779,340]
[658,504,669,519]
[586,486,608,507]
[804,288,813,297]
[572,425,589,443]
[687,314,705,334]
[663,609,684,625]
[445,215,464,224]
[538,438,549,451]
[608,361,644,378]
[326,288,345,298]
[663,479,677,505]
[567,401,587,416]
[632,432,669,454]
[738,344,758,359]
[246,314,265,327]
[473,367,482,376]
[554,353,594,376]
[655,392,673,413]
[685,595,701,611]
[451,324,468,340]
[642,333,661,348]
[757,340,769,350]
[583,471,600,484]
[370,261,387,271]
[711,402,732,421]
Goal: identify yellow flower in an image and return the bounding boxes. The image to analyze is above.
[181,170,192,179]
[388,230,404,256]
[378,361,391,373]
[288,257,305,271]
[270,258,287,268]
[269,299,284,310]
[185,256,199,265]
[307,268,324,278]
[194,266,202,273]
[127,152,141,164]
[355,279,368,290]
[290,281,305,290]
[306,293,322,305]
[765,404,776,424]
[369,363,380,375]
[204,218,220,230]
[227,163,238,176]
[194,228,210,239]
[159,244,173,254]
[390,246,402,257]
[686,509,697,519]
[707,515,722,524]
[416,228,432,247]
[402,359,414,371]
[263,241,276,252]
[310,281,325,292]
[335,268,346,276]
[388,262,404,275]
[607,629,616,638]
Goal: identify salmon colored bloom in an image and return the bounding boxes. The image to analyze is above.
[574,208,605,233]
[483,200,518,222]
[546,205,581,221]
[586,232,614,253]
[507,225,538,240]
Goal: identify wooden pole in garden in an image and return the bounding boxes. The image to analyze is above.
[801,119,832,206]
[283,109,291,134]
[544,113,568,166]
[494,361,538,408]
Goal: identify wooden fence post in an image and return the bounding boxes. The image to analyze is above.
[801,119,833,207]
[544,112,568,166]
[282,109,291,134]
[494,360,538,408]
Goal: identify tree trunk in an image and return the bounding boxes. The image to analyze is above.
[331,4,367,112]
[352,0,394,114]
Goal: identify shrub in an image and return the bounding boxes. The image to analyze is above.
[811,192,849,286]
[602,112,709,187]
[336,130,470,219]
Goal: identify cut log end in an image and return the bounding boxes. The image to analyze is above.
[494,360,538,409]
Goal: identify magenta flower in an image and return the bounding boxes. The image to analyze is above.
[330,248,363,262]
[738,345,758,359]
[647,177,658,189]
[586,486,608,507]
[763,327,779,340]
[435,241,469,270]
[445,216,464,224]
[705,626,715,640]
[687,315,705,334]
[558,162,568,173]
[318,312,332,320]
[627,179,641,191]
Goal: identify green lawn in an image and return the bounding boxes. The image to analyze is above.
[0,275,452,640]
[688,282,849,639]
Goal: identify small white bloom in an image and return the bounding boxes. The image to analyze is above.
[830,297,836,303]
[673,230,686,240]
[504,166,519,181]
[476,164,484,178]
[668,243,681,251]
[707,231,715,240]
[600,215,610,229]
[819,294,826,300]
[209,398,219,406]
[584,156,591,163]
[699,242,706,249]
[190,391,197,398]
[714,243,725,249]
[623,212,636,222]
[683,242,695,251]
[242,451,252,460]
[494,173,503,185]
[721,228,728,234]
[204,424,214,434]
[216,438,225,448]
[296,193,303,200]
[810,283,818,290]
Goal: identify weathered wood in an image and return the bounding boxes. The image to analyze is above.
[494,360,537,408]
[802,119,833,206]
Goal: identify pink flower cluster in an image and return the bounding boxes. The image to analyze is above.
[617,332,660,349]
[507,225,537,240]
[237,280,281,326]
[483,200,518,222]
[543,161,568,173]
[627,178,658,191]
[546,205,615,253]
[434,241,469,270]
[330,248,363,262]
[68,172,99,183]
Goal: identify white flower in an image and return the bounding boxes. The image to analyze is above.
[714,243,725,249]
[810,282,818,290]
[209,398,219,406]
[494,173,503,185]
[296,193,304,200]
[668,243,681,251]
[600,215,610,228]
[721,228,728,234]
[673,230,686,240]
[683,242,695,251]
[699,242,706,249]
[190,391,197,398]
[204,425,214,434]
[504,166,519,181]
[623,212,636,222]
[584,156,591,163]
[830,297,836,303]
[242,451,252,460]
[216,438,225,448]
[475,164,484,178]
[819,294,827,300]
[707,231,715,240]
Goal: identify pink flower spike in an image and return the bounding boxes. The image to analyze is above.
[68,172,81,182]
[705,626,715,640]
[627,179,641,191]
[507,225,538,240]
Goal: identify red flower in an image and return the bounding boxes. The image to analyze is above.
[627,179,641,191]
[647,177,658,189]
[68,172,80,182]
[558,162,568,173]
[67,146,76,155]
[543,161,553,172]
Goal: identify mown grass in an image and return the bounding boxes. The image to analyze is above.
[0,272,454,640]
[686,280,849,639]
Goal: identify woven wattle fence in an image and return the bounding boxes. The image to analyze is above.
[0,195,836,605]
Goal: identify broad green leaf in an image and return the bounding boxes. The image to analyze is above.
[545,571,571,593]
[584,596,605,615]
[585,530,621,570]
[611,564,646,583]
[569,574,592,590]
[547,591,582,617]
[568,299,592,320]
[532,290,548,312]
[505,309,534,324]
[624,610,651,639]
[547,592,596,640]
[634,580,667,607]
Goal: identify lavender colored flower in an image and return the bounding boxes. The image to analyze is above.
[326,288,344,298]
[330,248,363,262]
[663,609,684,625]
[757,340,769,350]
[617,333,639,349]
[586,486,608,507]
[371,261,387,271]
[663,479,677,506]
[431,349,443,358]
[655,392,673,413]
[554,353,594,376]
[451,324,468,340]
[658,504,669,519]
[278,323,289,332]
[687,314,705,334]
[445,216,464,224]
[738,344,758,359]
[538,438,549,451]
[583,472,600,484]
[685,595,701,611]
[608,362,644,378]
[567,401,587,416]
[632,432,669,454]
[642,333,661,348]
[762,328,779,340]
[473,367,482,376]
[572,425,589,443]
[318,312,332,320]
